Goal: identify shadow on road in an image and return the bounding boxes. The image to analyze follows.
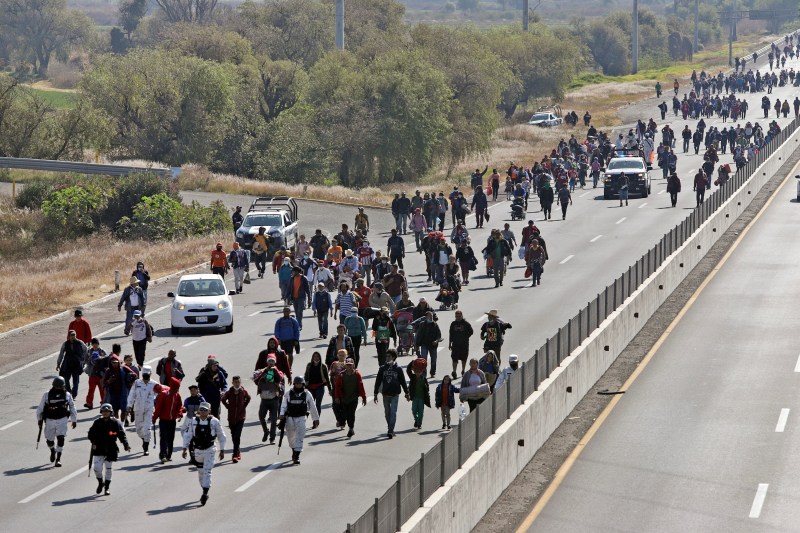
[146,501,200,515]
[52,495,103,506]
[4,465,51,476]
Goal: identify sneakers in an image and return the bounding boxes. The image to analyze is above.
[387,432,393,439]
[262,431,268,443]
[160,456,166,464]
[104,480,111,496]
[54,452,62,467]
[346,428,355,438]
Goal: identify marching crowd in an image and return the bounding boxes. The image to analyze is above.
[32,33,800,508]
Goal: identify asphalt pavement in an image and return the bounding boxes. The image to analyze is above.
[523,151,800,533]
[3,52,800,532]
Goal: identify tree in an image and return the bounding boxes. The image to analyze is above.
[119,0,148,39]
[0,0,93,76]
[154,0,218,23]
[81,50,236,166]
[157,23,254,65]
[586,21,631,75]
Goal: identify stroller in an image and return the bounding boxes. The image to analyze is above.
[435,280,458,311]
[510,197,525,220]
[393,307,416,357]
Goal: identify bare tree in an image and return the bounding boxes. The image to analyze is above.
[153,0,218,23]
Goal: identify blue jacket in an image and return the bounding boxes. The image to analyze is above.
[278,264,293,283]
[274,316,300,342]
[435,382,460,409]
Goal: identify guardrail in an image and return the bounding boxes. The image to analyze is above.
[0,157,170,177]
[346,81,800,533]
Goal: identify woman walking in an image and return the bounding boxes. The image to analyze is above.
[304,352,331,419]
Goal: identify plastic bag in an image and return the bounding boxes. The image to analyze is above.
[459,404,467,421]
[517,247,525,260]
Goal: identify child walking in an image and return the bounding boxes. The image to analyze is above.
[407,359,430,429]
[435,374,460,430]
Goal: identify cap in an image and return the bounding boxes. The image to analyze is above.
[100,403,113,412]
[293,376,305,385]
[132,310,142,317]
[508,355,519,363]
[142,365,152,374]
[52,376,66,388]
[345,358,355,366]
[216,242,223,247]
[317,282,325,288]
[283,306,291,312]
[74,309,83,317]
[198,402,211,411]
[68,329,77,336]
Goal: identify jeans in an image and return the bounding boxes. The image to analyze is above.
[158,420,176,459]
[532,262,543,285]
[682,139,689,152]
[317,312,329,338]
[259,397,280,441]
[123,305,141,335]
[133,339,147,367]
[376,341,390,367]
[493,258,504,287]
[561,203,568,218]
[310,386,326,418]
[542,203,551,219]
[292,298,306,329]
[440,407,451,427]
[396,214,408,233]
[411,398,425,427]
[390,255,404,269]
[229,420,244,455]
[382,395,399,433]
[60,368,80,398]
[254,252,267,274]
[696,189,705,205]
[419,344,437,375]
[343,400,358,429]
[670,192,678,207]
[619,189,629,205]
[414,231,424,250]
[475,208,485,227]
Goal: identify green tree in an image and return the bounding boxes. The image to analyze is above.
[81,50,236,166]
[119,0,148,39]
[0,0,93,76]
[586,21,631,75]
[42,183,107,237]
[154,0,218,23]
[157,23,254,65]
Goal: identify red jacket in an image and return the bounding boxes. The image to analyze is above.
[152,378,184,422]
[221,387,251,424]
[334,370,367,402]
[68,318,92,345]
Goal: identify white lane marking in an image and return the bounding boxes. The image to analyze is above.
[0,420,22,431]
[579,191,591,198]
[616,217,626,225]
[234,463,280,492]
[19,467,85,503]
[560,255,574,265]
[775,409,790,433]
[749,484,769,518]
[182,340,200,347]
[248,310,263,317]
[590,235,603,243]
[794,353,800,372]
[0,303,172,381]
[658,190,666,195]
[638,202,648,209]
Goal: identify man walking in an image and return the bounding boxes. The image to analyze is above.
[274,306,301,363]
[127,365,160,456]
[221,376,250,463]
[156,349,185,385]
[152,377,183,463]
[84,338,108,409]
[694,169,708,206]
[56,330,87,399]
[333,359,366,438]
[130,310,153,367]
[374,349,409,439]
[667,172,681,207]
[228,242,249,294]
[481,310,512,359]
[255,356,284,444]
[210,242,228,278]
[88,404,130,495]
[279,376,320,465]
[415,310,442,378]
[387,229,406,269]
[196,356,228,417]
[132,261,151,315]
[557,185,572,220]
[182,402,226,506]
[284,267,311,329]
[68,309,92,345]
[117,276,144,335]
[36,376,77,467]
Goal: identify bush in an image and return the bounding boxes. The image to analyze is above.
[41,184,107,238]
[117,194,230,241]
[0,196,46,260]
[14,177,54,210]
[102,172,179,227]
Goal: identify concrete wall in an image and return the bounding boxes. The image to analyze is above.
[401,131,800,533]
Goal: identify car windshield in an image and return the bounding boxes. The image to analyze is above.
[243,214,282,228]
[530,114,550,121]
[608,160,644,171]
[178,279,226,297]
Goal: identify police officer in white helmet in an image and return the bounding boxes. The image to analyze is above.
[182,402,226,506]
[127,365,160,456]
[36,376,77,467]
[279,376,319,465]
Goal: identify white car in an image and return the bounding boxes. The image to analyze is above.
[168,274,234,335]
[528,112,563,127]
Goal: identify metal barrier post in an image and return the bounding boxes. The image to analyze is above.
[531,351,536,393]
[457,422,462,466]
[440,437,446,485]
[419,453,425,507]
[396,475,402,532]
[374,497,379,533]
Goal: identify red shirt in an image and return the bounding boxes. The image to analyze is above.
[355,286,372,310]
[68,318,92,345]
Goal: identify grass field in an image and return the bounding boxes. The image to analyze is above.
[26,87,78,110]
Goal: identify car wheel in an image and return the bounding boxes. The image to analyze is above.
[642,187,649,198]
[225,320,233,334]
[171,326,180,335]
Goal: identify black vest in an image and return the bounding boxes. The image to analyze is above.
[44,389,68,419]
[193,417,214,449]
[285,389,308,417]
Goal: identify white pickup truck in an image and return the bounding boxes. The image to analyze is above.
[235,196,299,258]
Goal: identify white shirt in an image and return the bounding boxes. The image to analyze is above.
[127,379,160,411]
[131,319,148,342]
[182,416,227,449]
[130,291,140,307]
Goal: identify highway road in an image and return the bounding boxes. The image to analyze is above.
[2,50,800,532]
[521,154,800,532]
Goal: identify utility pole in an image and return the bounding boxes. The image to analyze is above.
[632,0,639,74]
[728,1,735,67]
[335,0,344,50]
[693,0,699,53]
[522,0,529,31]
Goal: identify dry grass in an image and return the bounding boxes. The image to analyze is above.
[0,221,228,333]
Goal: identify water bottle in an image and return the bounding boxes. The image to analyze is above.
[459,403,467,421]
